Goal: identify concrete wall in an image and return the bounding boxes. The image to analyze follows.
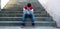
[0,0,1,10]
[38,0,60,27]
[1,0,9,9]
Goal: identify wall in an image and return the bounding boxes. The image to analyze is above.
[38,0,60,27]
[0,0,1,11]
[1,0,9,9]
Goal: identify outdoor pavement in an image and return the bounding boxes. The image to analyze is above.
[0,26,59,29]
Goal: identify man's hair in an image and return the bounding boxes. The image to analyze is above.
[27,3,31,7]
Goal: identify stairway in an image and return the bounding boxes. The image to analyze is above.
[0,0,56,26]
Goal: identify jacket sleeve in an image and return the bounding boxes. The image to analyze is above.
[23,5,27,10]
[30,6,34,12]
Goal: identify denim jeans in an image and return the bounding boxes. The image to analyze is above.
[22,11,34,23]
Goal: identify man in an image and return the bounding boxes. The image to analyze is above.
[22,3,35,27]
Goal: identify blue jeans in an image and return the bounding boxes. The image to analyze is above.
[22,11,34,23]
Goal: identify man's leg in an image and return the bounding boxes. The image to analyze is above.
[22,11,27,26]
[32,14,35,26]
[30,13,35,26]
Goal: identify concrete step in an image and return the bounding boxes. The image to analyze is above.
[0,12,50,17]
[3,6,45,11]
[0,21,56,26]
[3,5,42,10]
[0,17,53,21]
[17,0,38,2]
[0,12,48,15]
[3,4,42,8]
[0,11,47,15]
[2,2,45,11]
[0,14,50,17]
[17,2,43,7]
[0,11,50,17]
[4,2,43,8]
[0,11,45,13]
[0,11,47,14]
[2,8,45,11]
[0,11,45,12]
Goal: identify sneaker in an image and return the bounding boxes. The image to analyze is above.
[32,23,35,27]
[21,23,25,28]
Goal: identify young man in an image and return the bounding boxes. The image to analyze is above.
[22,3,35,27]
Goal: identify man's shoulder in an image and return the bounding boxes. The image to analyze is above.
[23,5,27,9]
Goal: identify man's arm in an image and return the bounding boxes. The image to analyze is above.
[30,6,34,12]
[23,5,27,12]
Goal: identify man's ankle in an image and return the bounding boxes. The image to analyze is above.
[32,23,35,26]
[22,23,25,26]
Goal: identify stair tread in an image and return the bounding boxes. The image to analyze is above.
[0,17,51,18]
[0,13,47,15]
[0,21,55,23]
[0,11,41,12]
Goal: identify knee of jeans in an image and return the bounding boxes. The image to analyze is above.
[32,20,34,23]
